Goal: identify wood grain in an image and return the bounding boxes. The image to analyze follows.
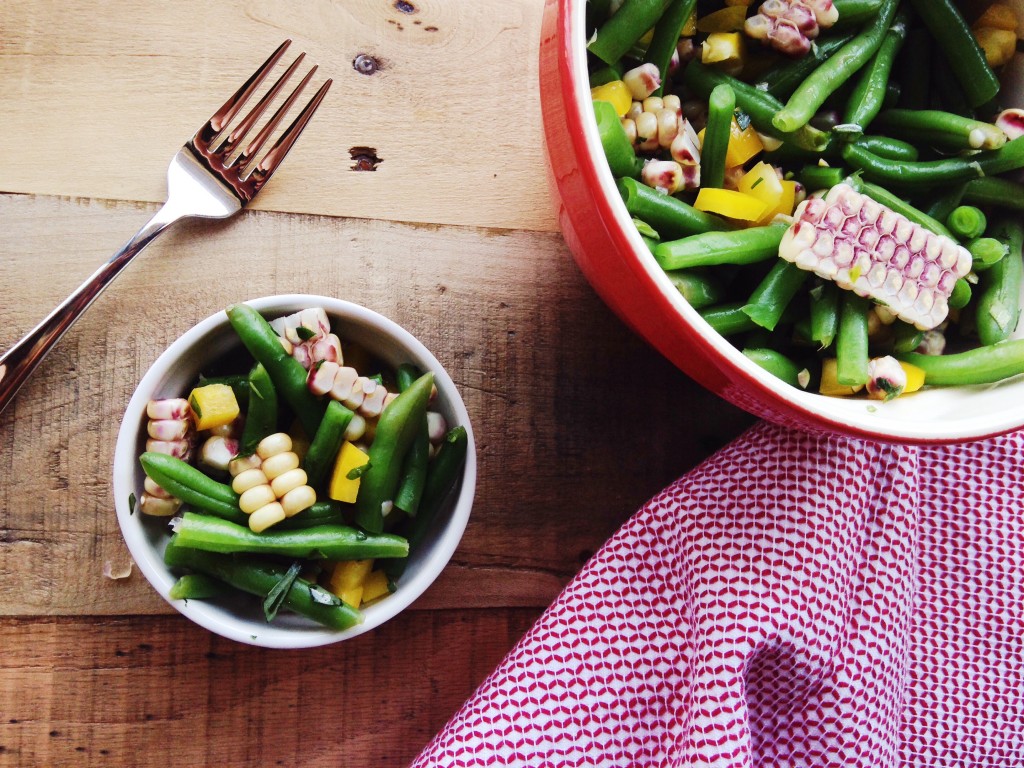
[0,192,753,617]
[0,610,540,767]
[0,0,557,232]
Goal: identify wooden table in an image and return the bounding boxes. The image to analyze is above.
[0,2,753,764]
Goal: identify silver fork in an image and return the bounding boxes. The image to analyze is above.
[0,40,331,415]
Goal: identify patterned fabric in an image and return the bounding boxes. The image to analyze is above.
[412,422,1024,767]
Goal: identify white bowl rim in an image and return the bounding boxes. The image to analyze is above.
[565,1,1024,443]
[113,294,476,648]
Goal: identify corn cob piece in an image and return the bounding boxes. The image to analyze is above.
[269,307,343,371]
[140,398,194,515]
[229,433,316,533]
[745,0,838,57]
[307,362,392,418]
[779,184,972,330]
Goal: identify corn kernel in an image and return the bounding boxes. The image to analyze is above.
[257,432,292,460]
[262,450,299,481]
[239,484,276,514]
[270,468,308,498]
[281,485,316,517]
[232,468,269,494]
[249,502,286,533]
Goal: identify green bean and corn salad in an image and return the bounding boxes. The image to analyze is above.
[136,304,467,630]
[589,0,1024,400]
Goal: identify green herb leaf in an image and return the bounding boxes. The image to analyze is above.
[263,562,302,622]
[128,492,137,516]
[308,585,342,606]
[347,462,372,480]
[296,326,316,341]
[189,395,202,420]
[313,359,325,372]
[751,177,764,189]
[369,373,384,386]
[734,108,751,132]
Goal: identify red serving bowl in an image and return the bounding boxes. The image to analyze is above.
[539,0,1024,444]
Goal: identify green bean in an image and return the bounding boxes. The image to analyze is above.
[882,80,900,110]
[962,178,1024,211]
[872,109,1007,151]
[969,237,1009,271]
[892,321,923,355]
[594,100,644,179]
[950,278,973,310]
[588,0,673,64]
[899,340,1024,385]
[799,165,847,192]
[164,538,362,630]
[239,363,278,457]
[226,303,326,437]
[169,574,231,601]
[303,400,354,490]
[586,0,614,32]
[682,60,828,150]
[589,63,623,89]
[841,137,1024,190]
[908,0,1000,108]
[924,185,967,223]
[773,0,899,134]
[701,84,735,190]
[355,372,434,533]
[394,364,429,517]
[654,222,788,271]
[275,500,348,530]
[663,270,724,309]
[897,27,930,111]
[756,34,856,99]
[172,512,409,560]
[741,260,808,332]
[854,135,918,161]
[810,281,840,348]
[617,178,729,239]
[832,0,884,28]
[644,0,698,96]
[836,294,870,386]
[197,374,249,408]
[842,8,908,133]
[742,348,804,388]
[384,425,469,581]
[976,219,1023,346]
[946,206,988,241]
[699,302,759,336]
[139,452,245,524]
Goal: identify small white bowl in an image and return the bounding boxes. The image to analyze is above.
[113,295,476,648]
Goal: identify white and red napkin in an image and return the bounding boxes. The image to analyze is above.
[412,422,1024,767]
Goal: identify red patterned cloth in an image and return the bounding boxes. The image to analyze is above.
[412,422,1024,767]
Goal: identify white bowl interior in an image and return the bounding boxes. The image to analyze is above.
[569,1,1024,442]
[113,295,476,648]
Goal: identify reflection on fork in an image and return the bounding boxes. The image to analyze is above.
[0,40,331,416]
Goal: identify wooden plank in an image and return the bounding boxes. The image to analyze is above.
[0,193,753,616]
[0,610,540,767]
[0,0,559,233]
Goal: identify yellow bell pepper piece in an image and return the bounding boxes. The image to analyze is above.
[329,441,369,503]
[188,383,239,431]
[682,11,697,36]
[819,359,864,397]
[974,4,1018,32]
[701,32,745,66]
[361,570,394,606]
[899,362,926,394]
[694,188,768,221]
[328,559,373,608]
[697,6,748,33]
[738,162,784,219]
[701,120,764,168]
[590,81,632,117]
[974,27,1017,67]
[759,179,798,223]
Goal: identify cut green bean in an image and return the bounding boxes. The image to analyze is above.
[799,165,847,193]
[139,452,245,525]
[699,302,759,336]
[594,100,644,179]
[950,278,973,310]
[832,0,884,28]
[976,219,1023,346]
[701,84,735,189]
[924,185,967,224]
[893,321,923,355]
[394,364,429,517]
[169,574,231,601]
[855,135,918,161]
[239,363,278,457]
[663,270,724,309]
[654,222,788,271]
[643,0,698,96]
[810,281,840,349]
[872,109,1007,151]
[969,237,1010,272]
[773,0,899,134]
[588,0,673,64]
[743,348,805,388]
[841,8,908,133]
[962,178,1024,212]
[836,294,870,386]
[946,206,987,241]
[617,178,729,239]
[164,539,362,630]
[303,401,354,490]
[898,340,1024,386]
[908,0,1000,108]
[589,63,623,88]
[757,34,856,99]
[896,27,930,111]
[741,260,808,332]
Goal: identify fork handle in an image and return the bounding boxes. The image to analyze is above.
[0,203,183,417]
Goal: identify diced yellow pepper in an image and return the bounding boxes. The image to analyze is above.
[361,570,394,606]
[738,162,784,222]
[899,362,926,394]
[328,559,373,607]
[697,6,748,33]
[761,179,798,222]
[329,441,369,503]
[974,4,1018,32]
[702,120,765,168]
[701,32,745,67]
[974,27,1017,67]
[682,11,697,36]
[590,81,632,117]
[188,383,239,431]
[819,359,864,397]
[694,188,768,221]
